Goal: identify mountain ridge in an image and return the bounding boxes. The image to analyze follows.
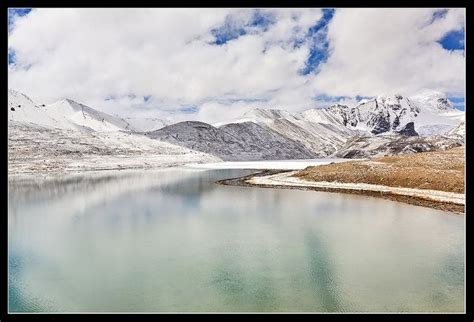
[146,120,318,161]
[8,88,465,163]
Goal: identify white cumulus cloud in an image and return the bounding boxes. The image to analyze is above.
[8,8,465,123]
[310,8,465,97]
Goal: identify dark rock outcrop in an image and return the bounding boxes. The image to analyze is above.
[395,122,418,136]
[368,110,392,134]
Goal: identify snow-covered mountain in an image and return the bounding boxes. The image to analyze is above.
[9,89,174,134]
[300,104,356,126]
[409,91,465,136]
[8,88,465,170]
[217,108,302,126]
[147,121,317,161]
[302,91,464,137]
[342,95,421,134]
[214,107,358,157]
[445,121,465,138]
[8,89,132,132]
[206,91,464,159]
[217,92,464,138]
[8,89,220,174]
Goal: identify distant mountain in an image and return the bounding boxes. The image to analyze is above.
[146,121,317,161]
[152,91,465,160]
[410,90,458,112]
[8,89,131,132]
[122,116,170,132]
[217,92,463,140]
[204,91,464,160]
[335,95,421,134]
[217,108,301,125]
[303,92,464,137]
[214,107,358,157]
[300,104,356,126]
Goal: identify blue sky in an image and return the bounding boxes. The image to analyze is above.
[8,8,31,33]
[299,8,335,75]
[8,8,466,120]
[438,29,465,51]
[211,9,276,45]
[448,97,465,111]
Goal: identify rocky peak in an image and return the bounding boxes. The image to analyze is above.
[410,90,455,112]
[324,104,359,127]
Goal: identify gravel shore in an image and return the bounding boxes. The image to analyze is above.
[217,147,465,214]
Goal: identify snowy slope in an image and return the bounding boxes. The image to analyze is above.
[214,107,357,157]
[263,118,355,156]
[445,121,465,138]
[410,90,457,112]
[409,91,465,136]
[300,104,353,126]
[9,121,220,174]
[8,89,131,132]
[147,121,317,161]
[8,89,221,174]
[123,117,170,132]
[214,108,301,127]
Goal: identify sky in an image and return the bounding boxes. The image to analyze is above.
[8,8,466,123]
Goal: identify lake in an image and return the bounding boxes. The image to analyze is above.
[8,168,464,312]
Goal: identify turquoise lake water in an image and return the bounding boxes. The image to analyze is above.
[8,168,464,312]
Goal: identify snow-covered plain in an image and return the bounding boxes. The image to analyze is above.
[247,171,465,205]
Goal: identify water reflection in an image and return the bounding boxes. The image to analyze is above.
[8,168,464,312]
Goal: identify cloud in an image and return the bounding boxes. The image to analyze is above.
[8,8,466,122]
[9,8,322,117]
[310,8,465,98]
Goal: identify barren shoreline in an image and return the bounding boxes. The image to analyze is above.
[217,170,465,215]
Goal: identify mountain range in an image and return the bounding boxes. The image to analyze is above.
[8,88,465,171]
[149,91,464,160]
